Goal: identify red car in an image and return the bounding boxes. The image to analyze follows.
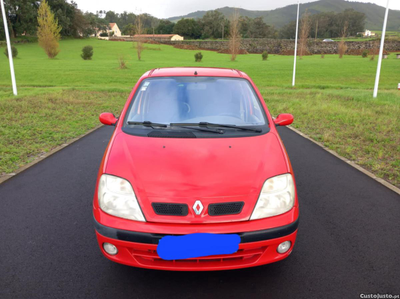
[93,67,299,271]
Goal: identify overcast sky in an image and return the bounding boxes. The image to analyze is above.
[71,0,400,19]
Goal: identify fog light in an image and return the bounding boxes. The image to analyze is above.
[277,241,291,254]
[103,243,118,255]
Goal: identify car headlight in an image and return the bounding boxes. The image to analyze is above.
[98,174,145,222]
[250,173,295,220]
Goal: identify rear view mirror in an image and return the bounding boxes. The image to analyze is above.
[99,113,118,126]
[274,114,294,126]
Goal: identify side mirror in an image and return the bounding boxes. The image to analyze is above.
[99,112,118,126]
[274,114,294,126]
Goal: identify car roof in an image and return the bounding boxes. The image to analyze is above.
[141,67,250,79]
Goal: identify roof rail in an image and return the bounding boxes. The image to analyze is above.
[234,69,243,77]
[148,68,158,77]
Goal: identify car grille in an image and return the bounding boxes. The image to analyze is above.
[152,203,189,216]
[208,202,244,216]
[130,246,267,269]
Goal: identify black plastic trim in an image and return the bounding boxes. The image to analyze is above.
[94,217,299,244]
[238,218,299,243]
[148,131,197,138]
[152,203,189,216]
[208,201,244,216]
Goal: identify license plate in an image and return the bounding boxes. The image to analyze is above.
[157,233,240,260]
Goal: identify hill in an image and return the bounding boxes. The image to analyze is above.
[168,0,400,31]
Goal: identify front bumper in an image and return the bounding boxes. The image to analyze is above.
[94,218,299,271]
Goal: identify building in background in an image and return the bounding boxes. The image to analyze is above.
[108,23,121,37]
[357,29,377,37]
[95,23,122,38]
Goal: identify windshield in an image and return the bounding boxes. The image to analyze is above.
[125,77,266,126]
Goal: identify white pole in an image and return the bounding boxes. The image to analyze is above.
[292,0,300,87]
[1,0,17,95]
[373,0,389,98]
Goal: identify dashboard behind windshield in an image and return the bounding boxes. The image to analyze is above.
[125,77,267,127]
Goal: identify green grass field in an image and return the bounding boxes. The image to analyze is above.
[1,38,399,91]
[375,31,400,38]
[0,39,399,187]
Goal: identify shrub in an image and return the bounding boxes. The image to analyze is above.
[118,56,127,69]
[338,41,348,58]
[99,32,109,37]
[4,46,18,58]
[81,46,93,60]
[362,50,369,58]
[194,52,203,62]
[262,51,268,61]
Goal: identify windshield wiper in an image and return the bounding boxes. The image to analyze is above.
[170,124,224,134]
[127,121,167,128]
[127,121,223,134]
[172,122,262,133]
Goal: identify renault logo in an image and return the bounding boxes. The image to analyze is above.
[193,200,204,215]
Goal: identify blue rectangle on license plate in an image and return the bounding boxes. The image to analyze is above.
[157,233,240,260]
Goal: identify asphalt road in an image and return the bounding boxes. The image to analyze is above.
[1,126,399,299]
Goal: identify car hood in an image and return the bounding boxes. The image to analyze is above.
[104,131,288,223]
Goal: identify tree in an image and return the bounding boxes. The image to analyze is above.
[338,21,348,58]
[122,23,135,36]
[116,11,136,29]
[83,12,108,36]
[310,13,332,39]
[229,9,241,61]
[220,18,229,39]
[150,18,159,35]
[239,16,251,38]
[279,20,296,39]
[104,10,118,23]
[240,16,276,38]
[37,0,61,58]
[119,11,136,29]
[71,6,88,37]
[132,13,158,35]
[339,9,365,36]
[1,0,39,38]
[135,14,143,61]
[199,10,227,39]
[47,0,75,36]
[155,20,174,34]
[299,9,311,58]
[281,10,366,39]
[250,17,266,38]
[173,18,201,39]
[315,12,337,38]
